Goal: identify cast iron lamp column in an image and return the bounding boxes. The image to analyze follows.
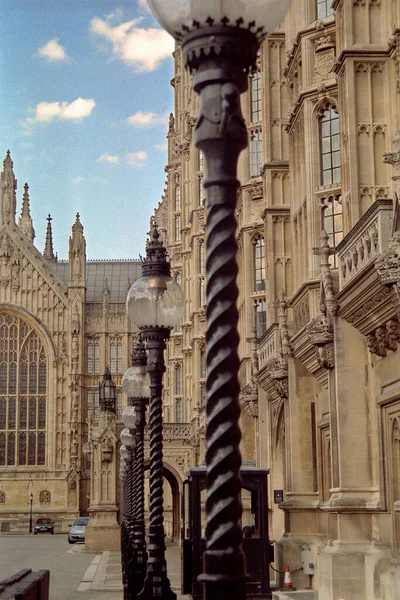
[120,429,136,600]
[146,3,292,600]
[29,492,33,533]
[122,335,151,599]
[126,226,184,600]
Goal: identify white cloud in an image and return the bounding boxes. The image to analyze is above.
[34,98,96,123]
[95,152,148,167]
[97,154,119,164]
[155,142,168,152]
[124,151,148,166]
[138,0,152,12]
[73,176,83,184]
[127,111,167,128]
[90,14,174,72]
[38,39,70,62]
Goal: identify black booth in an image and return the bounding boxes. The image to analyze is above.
[181,465,272,599]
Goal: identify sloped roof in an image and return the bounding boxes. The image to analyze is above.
[52,260,142,302]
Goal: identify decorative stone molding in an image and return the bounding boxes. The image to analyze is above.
[0,491,5,503]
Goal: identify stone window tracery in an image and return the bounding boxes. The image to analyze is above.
[0,312,47,467]
[200,345,207,407]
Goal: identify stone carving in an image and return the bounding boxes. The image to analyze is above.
[0,491,5,503]
[0,235,21,290]
[313,230,339,315]
[39,490,51,504]
[375,231,400,284]
[366,320,400,356]
[308,293,335,370]
[101,439,113,463]
[273,289,293,357]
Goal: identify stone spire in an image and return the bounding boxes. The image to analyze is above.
[0,150,17,227]
[43,214,57,262]
[18,183,35,243]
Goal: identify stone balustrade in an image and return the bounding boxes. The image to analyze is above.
[337,199,393,291]
[257,324,281,371]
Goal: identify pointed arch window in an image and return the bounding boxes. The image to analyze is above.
[175,363,183,396]
[319,106,341,186]
[0,313,47,467]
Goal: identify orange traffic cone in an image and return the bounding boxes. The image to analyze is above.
[283,566,292,588]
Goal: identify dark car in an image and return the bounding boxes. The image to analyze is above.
[68,517,89,544]
[34,518,54,534]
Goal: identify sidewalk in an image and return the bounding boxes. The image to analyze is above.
[77,542,188,599]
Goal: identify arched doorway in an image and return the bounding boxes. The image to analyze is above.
[144,460,182,545]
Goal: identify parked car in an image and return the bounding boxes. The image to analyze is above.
[68,517,89,544]
[34,518,54,534]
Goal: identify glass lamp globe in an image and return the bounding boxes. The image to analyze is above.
[147,0,292,42]
[122,405,136,429]
[122,365,150,399]
[120,428,134,447]
[120,445,130,460]
[127,274,185,329]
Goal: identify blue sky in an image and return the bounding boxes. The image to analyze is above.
[0,0,175,259]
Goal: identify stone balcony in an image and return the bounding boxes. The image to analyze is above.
[336,199,399,341]
[337,199,393,292]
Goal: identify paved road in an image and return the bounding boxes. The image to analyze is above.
[0,534,122,600]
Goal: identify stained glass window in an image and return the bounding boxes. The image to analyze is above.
[0,313,47,466]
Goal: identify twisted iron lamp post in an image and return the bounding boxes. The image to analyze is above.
[122,335,151,599]
[120,428,136,600]
[126,225,184,600]
[146,3,293,599]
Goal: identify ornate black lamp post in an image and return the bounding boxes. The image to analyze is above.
[145,3,292,600]
[126,226,184,600]
[122,335,151,600]
[29,492,33,533]
[120,430,136,600]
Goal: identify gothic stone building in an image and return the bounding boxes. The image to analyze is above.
[154,0,400,598]
[0,151,195,543]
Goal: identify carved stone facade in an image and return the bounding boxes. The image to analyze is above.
[0,152,195,541]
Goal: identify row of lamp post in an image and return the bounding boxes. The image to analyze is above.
[121,225,184,600]
[121,1,293,598]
